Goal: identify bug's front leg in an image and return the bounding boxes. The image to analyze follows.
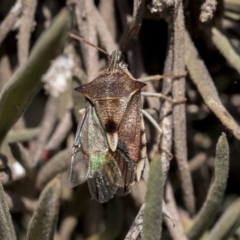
[78,108,86,116]
[137,72,187,82]
[141,92,186,104]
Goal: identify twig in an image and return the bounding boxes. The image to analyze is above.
[172,0,195,215]
[188,152,207,172]
[99,0,117,41]
[0,49,12,88]
[187,133,229,240]
[93,5,118,54]
[8,142,32,172]
[33,96,58,164]
[125,204,145,240]
[200,0,217,22]
[185,30,240,140]
[18,0,37,66]
[211,27,240,74]
[0,0,22,45]
[36,148,70,190]
[165,182,188,240]
[45,110,72,150]
[4,191,37,212]
[131,0,146,38]
[6,128,40,142]
[74,0,99,81]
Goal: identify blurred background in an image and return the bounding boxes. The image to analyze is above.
[0,0,240,239]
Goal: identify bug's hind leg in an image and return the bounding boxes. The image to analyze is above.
[141,109,173,159]
[141,92,186,104]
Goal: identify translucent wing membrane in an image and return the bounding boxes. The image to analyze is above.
[68,105,90,187]
[88,155,122,203]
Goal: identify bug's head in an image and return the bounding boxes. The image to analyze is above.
[107,50,127,72]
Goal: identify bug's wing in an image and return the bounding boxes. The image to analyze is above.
[68,102,91,188]
[88,154,123,203]
[113,150,136,196]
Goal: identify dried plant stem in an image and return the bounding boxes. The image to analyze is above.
[33,96,58,164]
[206,198,240,240]
[36,148,70,190]
[99,0,117,42]
[6,128,40,142]
[93,6,118,53]
[200,0,217,22]
[8,142,32,172]
[75,0,99,81]
[125,204,145,240]
[172,0,195,215]
[45,111,72,151]
[4,191,36,212]
[187,133,229,240]
[165,182,188,240]
[0,0,22,45]
[185,30,240,140]
[211,27,240,74]
[131,0,146,38]
[18,0,37,66]
[0,51,12,88]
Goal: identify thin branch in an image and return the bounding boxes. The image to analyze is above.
[99,0,117,41]
[165,182,188,240]
[125,204,145,240]
[200,0,217,22]
[45,111,72,151]
[131,0,146,39]
[36,148,70,190]
[0,0,22,45]
[18,0,37,66]
[93,5,118,53]
[74,0,99,81]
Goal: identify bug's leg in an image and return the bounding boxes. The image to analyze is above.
[138,72,187,82]
[141,109,173,159]
[135,113,147,182]
[141,92,186,104]
[78,108,86,116]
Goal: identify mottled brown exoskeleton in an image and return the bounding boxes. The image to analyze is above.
[68,34,185,203]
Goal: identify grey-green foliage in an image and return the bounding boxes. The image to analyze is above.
[87,198,123,240]
[187,133,230,240]
[0,181,16,240]
[26,178,62,240]
[206,198,240,240]
[0,8,71,145]
[142,154,163,240]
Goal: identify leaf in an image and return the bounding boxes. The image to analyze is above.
[26,178,62,240]
[0,8,71,145]
[0,181,16,240]
[142,154,163,240]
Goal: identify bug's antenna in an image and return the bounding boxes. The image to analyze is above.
[69,33,110,57]
[121,24,141,53]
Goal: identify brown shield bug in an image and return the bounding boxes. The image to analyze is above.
[68,32,186,203]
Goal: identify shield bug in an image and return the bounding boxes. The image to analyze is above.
[68,33,186,203]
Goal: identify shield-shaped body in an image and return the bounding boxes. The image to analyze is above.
[68,50,147,202]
